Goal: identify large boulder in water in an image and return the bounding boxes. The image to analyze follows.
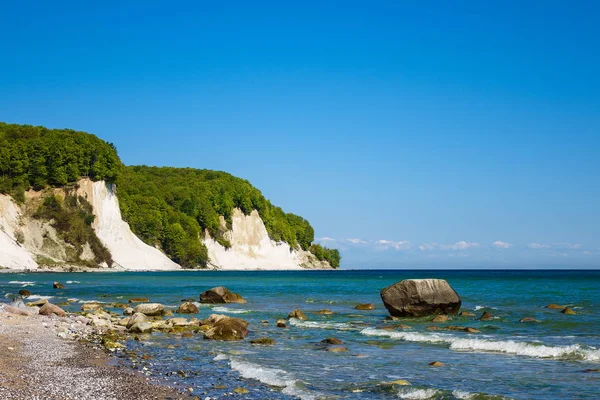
[203,315,248,341]
[380,279,461,317]
[133,303,165,316]
[200,286,246,304]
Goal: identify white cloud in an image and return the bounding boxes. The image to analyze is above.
[345,238,369,245]
[528,243,551,249]
[419,241,480,251]
[376,240,413,251]
[528,242,583,250]
[317,237,336,242]
[492,240,512,249]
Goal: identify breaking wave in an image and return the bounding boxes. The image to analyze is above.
[360,328,600,361]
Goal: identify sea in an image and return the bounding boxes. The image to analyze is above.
[1,270,599,399]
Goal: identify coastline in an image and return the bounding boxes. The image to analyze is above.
[0,310,193,400]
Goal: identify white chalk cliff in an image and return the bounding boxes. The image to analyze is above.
[0,180,332,270]
[76,179,180,271]
[204,208,330,270]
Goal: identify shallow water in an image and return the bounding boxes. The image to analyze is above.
[1,270,599,399]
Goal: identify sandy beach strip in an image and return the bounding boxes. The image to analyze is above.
[0,310,192,400]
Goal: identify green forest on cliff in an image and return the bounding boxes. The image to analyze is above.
[0,123,340,268]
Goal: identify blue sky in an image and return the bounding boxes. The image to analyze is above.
[1,1,599,268]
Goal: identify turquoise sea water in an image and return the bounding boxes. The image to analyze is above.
[1,270,599,399]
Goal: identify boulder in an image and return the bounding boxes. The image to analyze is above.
[167,317,190,327]
[133,303,165,316]
[18,289,31,297]
[380,279,461,317]
[355,303,375,310]
[445,325,466,331]
[321,337,344,345]
[431,315,448,323]
[546,304,564,309]
[203,316,248,341]
[199,286,246,304]
[3,305,31,316]
[81,302,103,312]
[288,309,307,320]
[126,312,149,329]
[463,327,480,333]
[250,337,276,345]
[561,307,576,315]
[276,319,287,328]
[429,361,444,367]
[123,307,134,316]
[129,322,153,333]
[128,297,150,303]
[53,282,65,289]
[27,299,48,307]
[460,311,476,317]
[38,302,66,317]
[177,302,199,314]
[479,311,494,321]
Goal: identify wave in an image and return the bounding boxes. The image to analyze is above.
[396,387,440,399]
[65,280,81,284]
[9,281,35,287]
[289,318,355,331]
[360,328,600,361]
[26,295,54,300]
[214,354,319,400]
[474,306,497,311]
[211,306,250,314]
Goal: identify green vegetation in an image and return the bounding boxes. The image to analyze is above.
[118,166,339,268]
[309,244,341,268]
[0,122,121,201]
[33,193,113,266]
[0,122,340,269]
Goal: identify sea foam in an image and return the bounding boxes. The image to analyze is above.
[289,318,355,331]
[215,354,318,400]
[211,306,250,314]
[395,387,440,399]
[9,281,35,287]
[360,328,600,361]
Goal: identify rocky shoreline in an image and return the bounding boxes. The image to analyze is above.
[0,306,195,399]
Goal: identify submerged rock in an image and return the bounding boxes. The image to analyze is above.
[355,303,375,310]
[288,309,307,320]
[463,327,480,333]
[519,317,540,323]
[432,315,448,323]
[546,304,564,309]
[276,319,287,328]
[315,309,334,315]
[199,286,246,304]
[38,302,66,317]
[250,337,276,345]
[561,307,577,315]
[326,346,349,352]
[479,311,494,321]
[321,338,344,345]
[387,380,411,386]
[176,302,199,314]
[133,303,165,316]
[460,311,476,317]
[53,281,65,289]
[429,361,445,367]
[380,279,461,317]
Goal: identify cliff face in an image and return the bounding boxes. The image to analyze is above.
[76,179,180,271]
[0,180,333,271]
[204,208,332,270]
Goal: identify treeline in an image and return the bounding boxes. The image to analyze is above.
[0,123,121,201]
[309,244,341,268]
[118,166,340,268]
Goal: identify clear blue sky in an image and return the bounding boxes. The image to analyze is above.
[1,1,599,268]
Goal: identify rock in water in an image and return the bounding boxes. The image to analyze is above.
[177,302,199,314]
[479,311,494,321]
[250,337,276,345]
[129,322,153,333]
[546,304,564,309]
[128,297,150,303]
[133,303,165,316]
[355,303,375,310]
[126,313,150,329]
[431,315,448,323]
[18,289,31,297]
[38,302,66,317]
[380,279,461,317]
[321,338,344,345]
[288,309,307,320]
[53,282,65,289]
[561,307,577,315]
[199,286,246,304]
[203,316,248,341]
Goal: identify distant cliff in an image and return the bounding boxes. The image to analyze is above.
[0,122,339,270]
